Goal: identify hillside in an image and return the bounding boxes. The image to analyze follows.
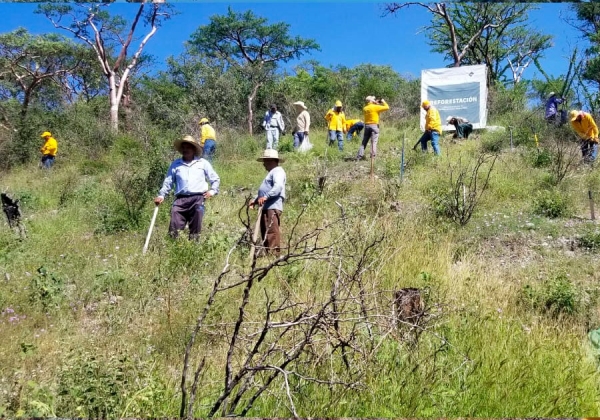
[1,115,600,417]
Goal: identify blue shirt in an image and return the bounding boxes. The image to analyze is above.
[256,166,286,211]
[545,96,564,118]
[158,157,220,198]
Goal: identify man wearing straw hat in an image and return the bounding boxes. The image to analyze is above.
[292,101,311,150]
[249,149,286,256]
[154,135,220,241]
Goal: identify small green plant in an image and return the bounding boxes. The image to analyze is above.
[522,274,579,316]
[277,137,294,153]
[578,230,600,250]
[480,134,504,154]
[30,266,64,310]
[530,148,553,168]
[532,189,571,218]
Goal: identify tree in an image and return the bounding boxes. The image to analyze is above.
[38,2,172,132]
[569,3,600,111]
[384,3,552,86]
[187,8,319,135]
[0,28,86,119]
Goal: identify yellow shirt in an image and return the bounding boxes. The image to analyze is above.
[200,124,216,145]
[325,109,346,132]
[425,107,442,134]
[345,119,361,132]
[570,112,599,141]
[363,101,389,125]
[40,137,58,156]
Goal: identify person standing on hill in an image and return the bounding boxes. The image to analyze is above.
[417,100,442,156]
[569,109,599,163]
[154,135,220,241]
[345,118,364,141]
[325,100,347,151]
[545,92,565,125]
[356,96,389,161]
[262,104,285,150]
[199,118,216,162]
[248,149,286,256]
[40,131,57,169]
[292,101,310,150]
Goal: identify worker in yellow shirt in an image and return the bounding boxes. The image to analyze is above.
[417,100,442,156]
[325,100,347,151]
[199,117,216,162]
[356,96,389,161]
[345,118,364,141]
[569,110,599,162]
[40,131,57,169]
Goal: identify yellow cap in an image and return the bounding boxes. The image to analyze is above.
[422,100,430,108]
[199,118,209,124]
[41,131,52,138]
[569,110,579,121]
[335,100,343,107]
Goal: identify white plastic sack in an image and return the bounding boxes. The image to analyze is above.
[298,134,313,152]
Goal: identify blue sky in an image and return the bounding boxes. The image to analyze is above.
[1,2,585,81]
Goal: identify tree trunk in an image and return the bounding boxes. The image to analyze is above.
[247,94,254,136]
[247,82,262,136]
[109,73,119,132]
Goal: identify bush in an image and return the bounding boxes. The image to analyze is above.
[480,134,504,154]
[522,274,580,316]
[530,148,553,168]
[578,230,600,250]
[30,266,64,310]
[532,189,571,218]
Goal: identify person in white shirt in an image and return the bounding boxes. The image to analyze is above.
[262,104,285,150]
[154,135,220,241]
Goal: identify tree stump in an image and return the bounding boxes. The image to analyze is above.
[393,287,425,334]
[1,193,26,239]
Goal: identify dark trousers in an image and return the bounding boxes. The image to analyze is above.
[452,123,473,139]
[169,194,205,240]
[260,209,282,255]
[41,155,55,168]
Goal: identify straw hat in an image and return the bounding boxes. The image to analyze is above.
[365,95,376,102]
[293,101,307,110]
[257,149,285,163]
[173,135,202,155]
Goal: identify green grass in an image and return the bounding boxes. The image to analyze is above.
[2,120,600,416]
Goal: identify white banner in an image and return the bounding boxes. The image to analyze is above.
[420,64,488,132]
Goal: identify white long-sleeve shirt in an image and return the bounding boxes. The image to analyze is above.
[158,157,220,198]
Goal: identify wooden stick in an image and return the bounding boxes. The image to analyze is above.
[589,190,596,221]
[142,205,160,255]
[249,207,263,264]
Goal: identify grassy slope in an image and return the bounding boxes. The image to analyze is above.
[1,121,600,416]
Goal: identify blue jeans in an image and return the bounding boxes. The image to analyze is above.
[203,139,216,161]
[328,130,344,151]
[293,131,306,149]
[419,130,441,155]
[266,127,280,150]
[582,140,598,162]
[347,122,364,140]
[41,155,55,168]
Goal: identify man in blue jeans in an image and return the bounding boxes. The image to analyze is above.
[417,100,442,155]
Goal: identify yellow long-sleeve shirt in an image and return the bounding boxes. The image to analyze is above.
[325,109,346,132]
[40,137,58,156]
[345,119,361,132]
[200,124,216,145]
[425,106,442,134]
[363,101,389,125]
[570,112,599,141]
